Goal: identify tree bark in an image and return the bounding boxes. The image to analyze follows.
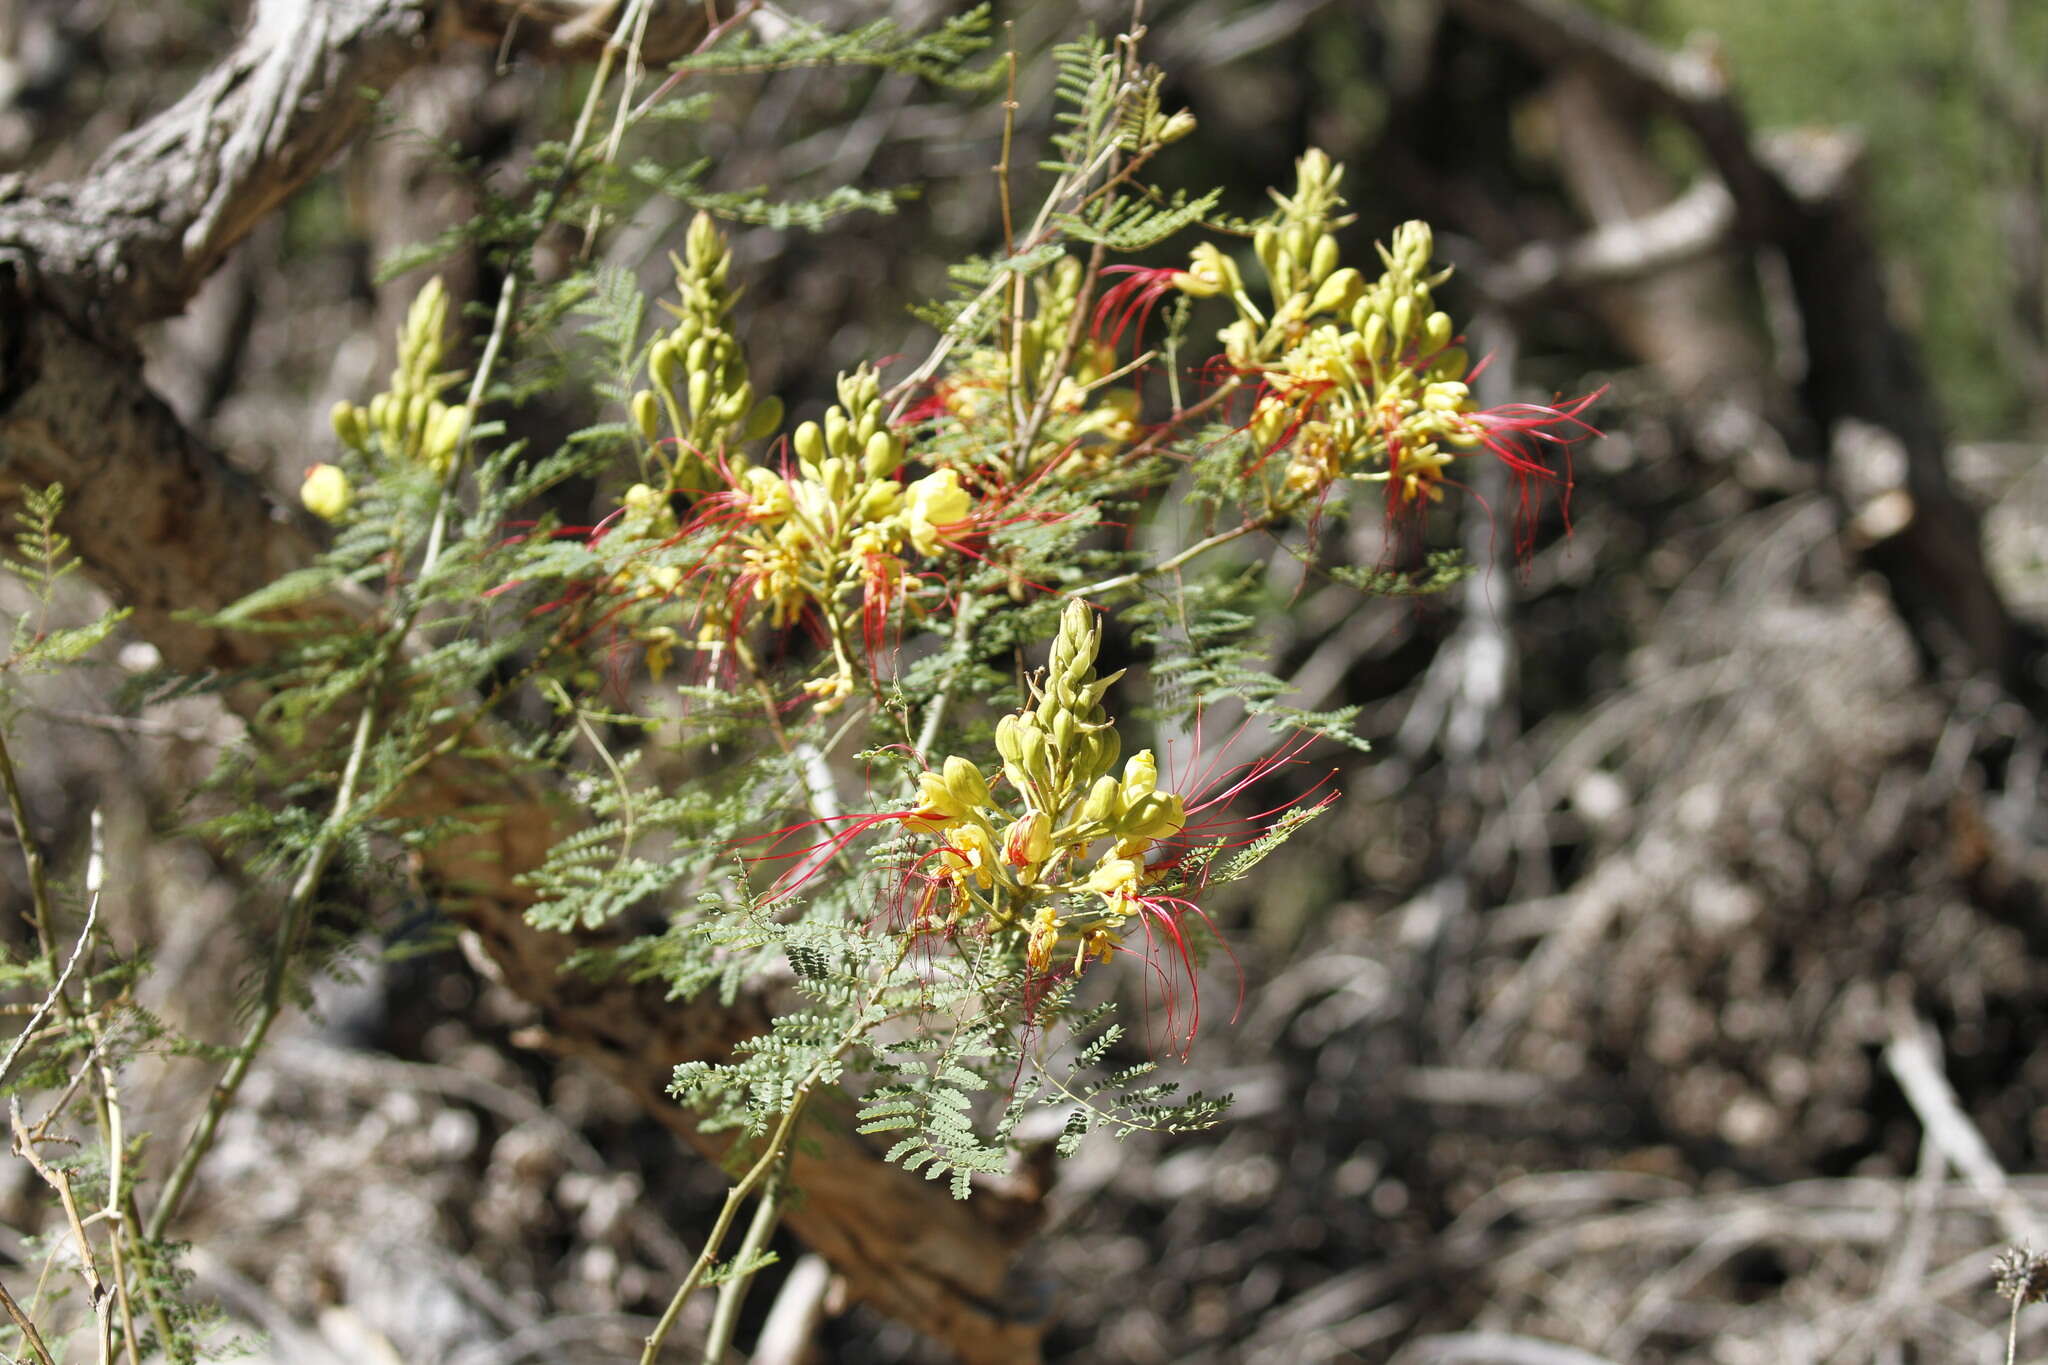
[0,3,1046,1360]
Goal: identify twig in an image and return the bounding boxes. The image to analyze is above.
[640,1086,819,1364]
[1883,1006,2041,1247]
[0,728,60,979]
[750,1255,831,1365]
[701,1150,788,1363]
[914,597,982,758]
[75,814,143,1365]
[10,1100,114,1363]
[421,272,518,575]
[0,1272,57,1365]
[1071,513,1275,599]
[0,863,99,1091]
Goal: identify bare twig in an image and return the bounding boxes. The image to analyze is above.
[0,860,98,1092]
[1884,1007,2041,1247]
[0,1273,57,1365]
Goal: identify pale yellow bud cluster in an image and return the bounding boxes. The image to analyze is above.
[1149,149,1485,504]
[904,601,1187,973]
[327,276,475,480]
[632,213,783,489]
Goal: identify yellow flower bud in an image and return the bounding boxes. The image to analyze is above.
[1307,267,1363,317]
[792,421,826,467]
[1423,310,1455,352]
[649,338,681,392]
[941,755,992,811]
[686,211,724,272]
[423,402,470,469]
[330,400,368,451]
[1309,235,1341,285]
[1422,381,1470,413]
[820,456,853,504]
[1391,295,1416,347]
[1297,147,1333,193]
[994,714,1025,767]
[744,394,783,443]
[631,390,661,442]
[1359,312,1388,361]
[1079,773,1123,827]
[863,429,902,480]
[855,479,903,523]
[300,463,353,521]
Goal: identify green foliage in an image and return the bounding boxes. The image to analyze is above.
[1060,186,1224,252]
[667,5,1001,87]
[3,485,131,672]
[1126,572,1368,750]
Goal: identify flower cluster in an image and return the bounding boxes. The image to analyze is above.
[578,217,996,704]
[307,277,474,520]
[708,366,974,709]
[1103,149,1597,531]
[901,601,1189,975]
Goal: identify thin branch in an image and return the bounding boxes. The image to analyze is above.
[642,1087,817,1365]
[702,1150,788,1362]
[0,1273,57,1365]
[1884,1007,2041,1248]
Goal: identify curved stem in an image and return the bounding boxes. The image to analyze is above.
[641,1086,817,1365]
[700,1149,788,1363]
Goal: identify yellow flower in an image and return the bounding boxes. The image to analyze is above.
[741,467,792,519]
[1026,900,1062,972]
[904,468,970,555]
[1174,242,1238,299]
[905,772,967,833]
[1086,855,1144,910]
[937,821,998,892]
[801,670,854,713]
[1002,810,1053,878]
